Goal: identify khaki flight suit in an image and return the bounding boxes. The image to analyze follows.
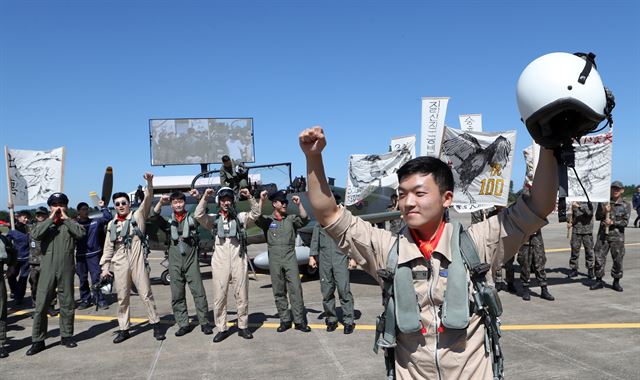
[324,197,546,380]
[255,213,310,325]
[100,190,159,331]
[194,198,260,331]
[30,218,86,342]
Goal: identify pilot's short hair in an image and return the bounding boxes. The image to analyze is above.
[17,210,32,218]
[396,157,454,194]
[221,155,231,162]
[77,202,89,210]
[170,192,186,202]
[112,192,130,202]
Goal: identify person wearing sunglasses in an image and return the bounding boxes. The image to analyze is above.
[100,173,164,344]
[27,192,86,356]
[254,190,311,333]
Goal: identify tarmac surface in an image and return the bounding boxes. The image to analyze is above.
[2,214,639,379]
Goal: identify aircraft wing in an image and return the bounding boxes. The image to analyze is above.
[357,210,401,225]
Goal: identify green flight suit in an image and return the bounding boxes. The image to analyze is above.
[149,211,210,328]
[309,225,354,325]
[30,218,85,342]
[1,234,17,346]
[256,213,309,324]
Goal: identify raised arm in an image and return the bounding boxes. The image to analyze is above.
[139,172,154,219]
[241,188,264,228]
[291,195,309,228]
[527,148,559,219]
[299,126,340,227]
[193,188,216,230]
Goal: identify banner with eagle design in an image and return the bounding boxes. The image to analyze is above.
[439,127,517,213]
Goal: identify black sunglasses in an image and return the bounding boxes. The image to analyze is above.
[114,201,129,207]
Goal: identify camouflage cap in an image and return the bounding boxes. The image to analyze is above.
[611,180,624,189]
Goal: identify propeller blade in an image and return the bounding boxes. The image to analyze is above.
[101,166,113,206]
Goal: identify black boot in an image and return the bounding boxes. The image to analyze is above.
[612,279,623,292]
[587,268,594,280]
[540,286,555,301]
[326,322,338,332]
[113,330,130,344]
[200,324,213,335]
[590,278,604,290]
[26,341,45,356]
[0,345,8,358]
[174,325,194,337]
[294,323,311,332]
[276,321,292,333]
[212,329,231,343]
[238,328,254,339]
[153,323,166,341]
[506,282,517,293]
[521,286,531,301]
[61,337,77,348]
[343,323,355,335]
[568,269,578,278]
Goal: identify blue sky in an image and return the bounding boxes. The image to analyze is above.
[1,0,638,209]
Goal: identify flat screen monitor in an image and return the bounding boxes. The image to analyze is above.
[149,118,255,165]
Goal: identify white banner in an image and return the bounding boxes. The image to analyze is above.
[567,132,612,202]
[440,128,516,212]
[345,147,413,206]
[458,114,483,132]
[522,142,541,189]
[5,147,64,206]
[522,131,612,202]
[390,135,416,159]
[421,97,449,157]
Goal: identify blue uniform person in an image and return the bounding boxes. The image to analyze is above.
[1,232,17,358]
[6,208,31,306]
[75,201,112,309]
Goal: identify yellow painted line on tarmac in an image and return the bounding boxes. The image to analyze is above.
[8,309,640,331]
[546,242,640,253]
[500,323,640,331]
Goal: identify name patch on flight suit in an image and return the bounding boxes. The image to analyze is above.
[269,222,279,237]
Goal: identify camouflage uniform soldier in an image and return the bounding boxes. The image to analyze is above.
[590,181,631,292]
[569,202,595,279]
[517,229,554,301]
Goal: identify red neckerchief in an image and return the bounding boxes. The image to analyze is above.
[174,211,187,223]
[116,214,128,222]
[409,221,446,260]
[219,209,228,220]
[273,211,283,221]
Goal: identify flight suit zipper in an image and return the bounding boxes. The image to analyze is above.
[428,258,443,380]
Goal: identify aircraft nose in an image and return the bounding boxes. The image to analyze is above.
[253,251,269,269]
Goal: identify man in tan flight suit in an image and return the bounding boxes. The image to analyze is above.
[193,187,261,342]
[300,126,558,379]
[100,173,164,344]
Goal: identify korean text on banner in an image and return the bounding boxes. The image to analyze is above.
[6,147,64,206]
[421,97,449,157]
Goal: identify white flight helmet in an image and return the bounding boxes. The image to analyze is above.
[215,187,235,204]
[516,52,614,148]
